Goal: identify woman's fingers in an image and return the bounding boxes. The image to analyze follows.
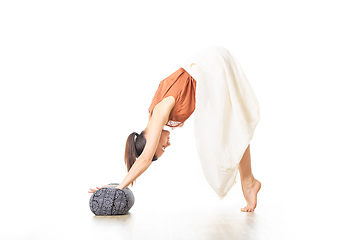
[88,185,109,193]
[88,188,97,193]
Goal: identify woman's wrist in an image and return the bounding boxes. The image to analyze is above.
[116,183,127,190]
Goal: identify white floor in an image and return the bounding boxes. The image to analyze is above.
[2,121,359,240]
[2,177,359,240]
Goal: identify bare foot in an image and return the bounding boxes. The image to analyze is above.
[241,178,261,212]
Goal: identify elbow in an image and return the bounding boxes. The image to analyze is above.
[137,155,153,166]
[138,149,157,164]
[137,157,152,172]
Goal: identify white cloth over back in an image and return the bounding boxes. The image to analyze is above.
[182,46,260,198]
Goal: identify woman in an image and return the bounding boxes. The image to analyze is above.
[89,46,261,212]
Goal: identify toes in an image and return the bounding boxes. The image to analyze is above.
[241,207,249,212]
[241,206,255,212]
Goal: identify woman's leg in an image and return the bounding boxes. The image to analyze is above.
[239,144,261,212]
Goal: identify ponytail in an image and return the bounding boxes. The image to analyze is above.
[124,131,158,184]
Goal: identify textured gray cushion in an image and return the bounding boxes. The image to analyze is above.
[89,184,135,215]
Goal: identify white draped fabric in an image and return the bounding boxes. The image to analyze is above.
[182,46,260,198]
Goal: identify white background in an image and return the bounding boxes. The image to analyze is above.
[1,1,359,239]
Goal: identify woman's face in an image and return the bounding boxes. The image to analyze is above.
[155,129,171,158]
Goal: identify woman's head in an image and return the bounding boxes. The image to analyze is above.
[154,129,171,158]
[124,129,171,172]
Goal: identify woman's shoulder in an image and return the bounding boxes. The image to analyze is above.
[151,96,175,120]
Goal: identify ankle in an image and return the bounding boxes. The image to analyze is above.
[241,176,255,188]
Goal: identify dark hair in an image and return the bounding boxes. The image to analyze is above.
[124,130,158,178]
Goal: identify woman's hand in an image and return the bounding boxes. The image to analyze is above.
[88,185,117,193]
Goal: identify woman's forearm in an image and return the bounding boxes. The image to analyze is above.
[118,157,152,189]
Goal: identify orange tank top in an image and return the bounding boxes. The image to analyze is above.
[148,68,196,128]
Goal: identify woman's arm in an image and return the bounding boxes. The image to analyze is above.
[117,96,175,190]
[88,97,175,193]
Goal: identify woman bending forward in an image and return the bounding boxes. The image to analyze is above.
[89,46,261,212]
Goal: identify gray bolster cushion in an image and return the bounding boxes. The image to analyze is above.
[89,183,135,215]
